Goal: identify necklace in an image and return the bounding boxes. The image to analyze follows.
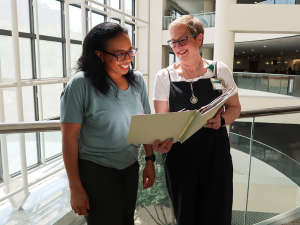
[180,58,203,104]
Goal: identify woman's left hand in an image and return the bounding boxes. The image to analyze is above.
[143,161,156,189]
[205,108,222,129]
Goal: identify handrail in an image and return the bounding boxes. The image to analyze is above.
[233,72,298,77]
[0,105,299,134]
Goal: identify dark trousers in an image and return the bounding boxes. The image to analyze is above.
[78,159,139,225]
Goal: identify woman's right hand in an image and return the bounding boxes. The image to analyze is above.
[152,138,174,153]
[70,186,90,216]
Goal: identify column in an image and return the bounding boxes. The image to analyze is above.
[204,1,215,13]
[213,0,236,72]
[149,0,164,111]
[202,48,213,60]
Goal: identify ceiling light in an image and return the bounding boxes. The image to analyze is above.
[261,55,262,57]
[248,57,249,59]
[254,1,257,3]
[201,11,203,12]
[297,50,299,52]
[236,53,238,55]
[281,52,283,54]
[253,56,255,58]
[264,46,267,48]
[251,49,254,51]
[243,52,245,53]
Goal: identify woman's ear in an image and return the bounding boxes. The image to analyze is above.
[198,33,203,47]
[95,50,104,62]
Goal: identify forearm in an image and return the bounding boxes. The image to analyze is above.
[143,144,153,157]
[62,137,82,190]
[222,105,241,126]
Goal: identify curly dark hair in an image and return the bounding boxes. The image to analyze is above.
[76,22,140,98]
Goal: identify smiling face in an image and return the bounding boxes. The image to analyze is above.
[96,32,133,77]
[170,24,203,63]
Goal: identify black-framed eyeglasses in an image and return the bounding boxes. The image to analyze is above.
[167,35,196,48]
[101,46,138,62]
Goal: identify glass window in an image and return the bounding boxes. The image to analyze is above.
[69,5,82,41]
[0,36,32,79]
[39,40,63,78]
[70,44,82,73]
[41,84,64,120]
[44,131,62,159]
[111,0,121,10]
[25,133,39,168]
[19,38,33,79]
[91,12,106,30]
[125,23,134,46]
[169,53,175,66]
[37,0,62,38]
[0,0,30,33]
[111,18,121,24]
[0,35,14,79]
[3,90,17,123]
[91,0,106,11]
[125,0,134,21]
[22,87,35,122]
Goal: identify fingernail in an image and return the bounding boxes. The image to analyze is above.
[204,125,206,128]
[157,140,159,142]
[168,138,171,141]
[209,120,210,123]
[171,138,174,141]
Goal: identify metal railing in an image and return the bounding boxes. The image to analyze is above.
[162,12,215,30]
[256,0,300,4]
[1,105,300,222]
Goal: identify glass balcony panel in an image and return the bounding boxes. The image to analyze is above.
[69,5,82,41]
[3,90,17,123]
[4,133,39,176]
[41,84,64,120]
[39,40,63,78]
[233,73,300,98]
[163,13,215,30]
[44,131,62,160]
[255,74,268,92]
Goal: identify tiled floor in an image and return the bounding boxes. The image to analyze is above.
[0,170,72,225]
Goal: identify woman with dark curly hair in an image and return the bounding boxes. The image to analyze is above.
[60,22,172,225]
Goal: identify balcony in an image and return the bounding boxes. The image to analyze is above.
[162,12,215,30]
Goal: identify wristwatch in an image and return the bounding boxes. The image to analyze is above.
[220,116,226,127]
[145,154,156,162]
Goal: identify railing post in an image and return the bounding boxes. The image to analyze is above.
[8,0,31,210]
[244,116,255,224]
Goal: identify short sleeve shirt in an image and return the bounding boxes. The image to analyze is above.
[60,70,151,170]
[153,60,237,101]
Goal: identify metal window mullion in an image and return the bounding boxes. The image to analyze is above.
[61,1,67,78]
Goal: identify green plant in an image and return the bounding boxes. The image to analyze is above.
[165,5,175,17]
[136,146,176,225]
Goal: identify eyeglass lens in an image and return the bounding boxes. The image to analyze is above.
[117,48,137,61]
[169,37,188,48]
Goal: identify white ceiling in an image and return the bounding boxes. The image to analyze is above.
[202,35,300,59]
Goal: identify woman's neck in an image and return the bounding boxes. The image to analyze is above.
[177,55,203,74]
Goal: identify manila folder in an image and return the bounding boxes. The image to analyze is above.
[126,110,196,144]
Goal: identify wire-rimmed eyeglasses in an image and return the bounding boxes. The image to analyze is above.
[101,46,138,62]
[167,35,196,48]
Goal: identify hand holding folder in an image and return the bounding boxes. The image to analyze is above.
[127,87,238,144]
